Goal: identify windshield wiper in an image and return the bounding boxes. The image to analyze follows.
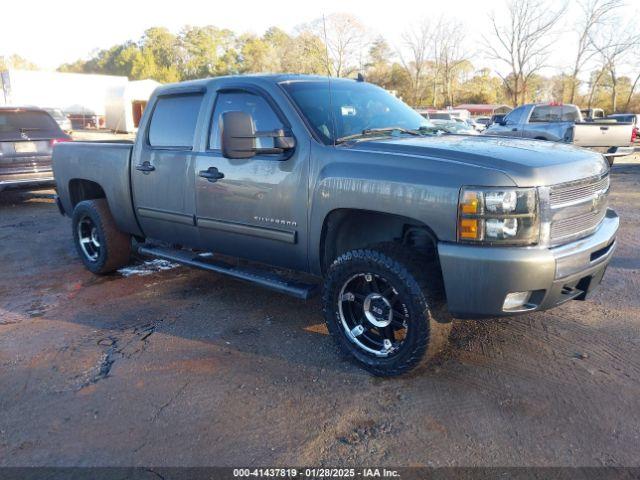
[335,127,421,144]
[418,125,447,135]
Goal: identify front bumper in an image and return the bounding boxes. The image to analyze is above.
[438,209,619,318]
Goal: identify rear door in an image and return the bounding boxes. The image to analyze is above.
[193,86,309,271]
[131,91,204,246]
[0,110,64,184]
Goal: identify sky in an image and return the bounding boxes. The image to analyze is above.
[1,0,638,79]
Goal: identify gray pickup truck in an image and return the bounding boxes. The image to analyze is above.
[53,75,618,376]
[484,103,635,164]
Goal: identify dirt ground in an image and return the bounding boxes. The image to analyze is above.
[0,154,639,468]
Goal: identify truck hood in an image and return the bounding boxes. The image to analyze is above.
[348,134,609,186]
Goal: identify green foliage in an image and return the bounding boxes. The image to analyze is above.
[43,20,640,113]
[0,54,39,70]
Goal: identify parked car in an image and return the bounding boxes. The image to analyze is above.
[417,112,477,135]
[484,103,635,165]
[428,112,454,121]
[490,113,506,125]
[475,116,493,128]
[43,108,72,133]
[0,107,71,193]
[53,75,618,376]
[466,117,486,132]
[439,120,479,135]
[606,113,640,143]
[581,108,606,121]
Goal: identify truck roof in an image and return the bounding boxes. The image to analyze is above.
[155,74,356,96]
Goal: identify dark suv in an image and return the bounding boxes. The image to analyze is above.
[0,107,71,193]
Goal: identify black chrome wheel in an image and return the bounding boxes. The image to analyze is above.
[71,199,131,274]
[338,273,410,357]
[323,243,452,376]
[77,215,101,262]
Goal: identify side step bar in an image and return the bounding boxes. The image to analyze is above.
[137,245,319,300]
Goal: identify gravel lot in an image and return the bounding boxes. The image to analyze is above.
[0,152,639,468]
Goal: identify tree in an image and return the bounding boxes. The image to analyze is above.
[365,37,393,85]
[398,18,434,106]
[179,26,239,79]
[591,22,639,111]
[0,54,38,71]
[433,20,470,107]
[623,54,640,111]
[457,68,506,105]
[485,0,566,106]
[239,34,276,73]
[306,13,368,77]
[568,0,622,103]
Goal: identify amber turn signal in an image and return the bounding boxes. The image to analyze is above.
[459,218,481,240]
[460,190,480,214]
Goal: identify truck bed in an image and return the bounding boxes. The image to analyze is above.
[572,121,633,148]
[52,141,142,237]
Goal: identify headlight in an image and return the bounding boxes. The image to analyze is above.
[458,187,539,245]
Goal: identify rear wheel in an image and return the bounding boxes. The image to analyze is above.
[322,243,452,376]
[72,199,131,274]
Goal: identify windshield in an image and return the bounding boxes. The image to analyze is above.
[280,79,433,144]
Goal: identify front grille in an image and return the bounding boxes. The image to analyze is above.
[548,173,609,245]
[550,174,609,208]
[550,208,607,240]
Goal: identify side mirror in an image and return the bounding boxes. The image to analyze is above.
[221,111,256,159]
[499,120,508,126]
[220,111,296,160]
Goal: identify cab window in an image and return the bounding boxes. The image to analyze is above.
[148,93,203,149]
[209,92,284,149]
[530,105,580,123]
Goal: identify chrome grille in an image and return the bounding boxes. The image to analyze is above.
[548,173,609,245]
[550,174,609,208]
[550,208,607,240]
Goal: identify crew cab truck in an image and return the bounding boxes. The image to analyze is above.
[53,75,619,376]
[484,103,635,165]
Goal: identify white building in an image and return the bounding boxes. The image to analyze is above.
[105,79,160,133]
[0,69,159,132]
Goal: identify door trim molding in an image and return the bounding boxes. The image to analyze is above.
[137,207,194,225]
[197,217,296,244]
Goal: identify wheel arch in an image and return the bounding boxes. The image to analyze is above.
[68,179,106,208]
[318,208,439,274]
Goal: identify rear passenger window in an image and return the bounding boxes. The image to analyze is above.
[530,105,580,123]
[148,94,203,149]
[209,92,284,149]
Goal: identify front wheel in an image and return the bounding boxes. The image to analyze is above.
[322,243,452,376]
[72,199,131,274]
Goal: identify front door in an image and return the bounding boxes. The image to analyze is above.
[131,92,204,246]
[194,88,309,271]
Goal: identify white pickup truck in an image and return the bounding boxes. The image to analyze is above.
[485,103,635,165]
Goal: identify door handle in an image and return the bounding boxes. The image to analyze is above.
[511,128,518,132]
[199,167,225,182]
[135,161,155,173]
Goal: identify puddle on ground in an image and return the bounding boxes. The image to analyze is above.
[118,259,180,278]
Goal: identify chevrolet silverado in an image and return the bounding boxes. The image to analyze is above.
[52,75,618,376]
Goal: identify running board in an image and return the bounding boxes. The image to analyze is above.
[137,245,319,300]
